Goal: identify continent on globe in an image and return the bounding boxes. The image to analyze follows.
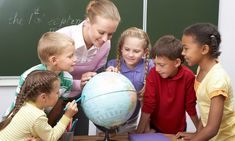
[81,72,137,129]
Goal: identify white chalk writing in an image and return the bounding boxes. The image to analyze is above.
[8,8,82,31]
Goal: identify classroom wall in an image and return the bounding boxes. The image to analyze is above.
[0,77,18,119]
[0,88,16,118]
[0,87,15,117]
[219,0,235,101]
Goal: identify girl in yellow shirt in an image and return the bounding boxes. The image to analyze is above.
[176,23,235,141]
[0,70,78,141]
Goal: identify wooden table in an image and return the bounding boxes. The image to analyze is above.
[74,135,128,141]
[73,134,182,141]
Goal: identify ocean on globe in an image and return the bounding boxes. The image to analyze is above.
[81,72,137,129]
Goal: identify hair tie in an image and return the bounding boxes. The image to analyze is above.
[210,34,216,38]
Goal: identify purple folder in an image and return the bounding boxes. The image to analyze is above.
[128,133,171,141]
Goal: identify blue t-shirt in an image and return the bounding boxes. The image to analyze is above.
[107,58,155,123]
[107,58,155,93]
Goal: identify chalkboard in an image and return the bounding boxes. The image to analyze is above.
[0,0,143,76]
[147,0,219,73]
[0,0,219,76]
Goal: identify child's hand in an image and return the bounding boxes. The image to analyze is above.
[64,100,78,118]
[176,132,195,140]
[25,136,38,141]
[106,66,119,73]
[80,72,97,89]
[136,112,150,133]
[148,128,156,133]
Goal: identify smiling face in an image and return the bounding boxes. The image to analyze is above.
[121,37,146,69]
[85,16,119,48]
[181,35,203,66]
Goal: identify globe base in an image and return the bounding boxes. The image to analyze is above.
[97,130,116,141]
[95,124,118,141]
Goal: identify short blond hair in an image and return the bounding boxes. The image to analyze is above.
[37,32,74,64]
[86,0,120,23]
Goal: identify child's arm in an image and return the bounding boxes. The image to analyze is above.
[197,119,204,132]
[33,101,78,141]
[185,73,199,129]
[136,112,151,133]
[178,95,225,140]
[136,68,156,133]
[176,97,224,140]
[190,95,225,141]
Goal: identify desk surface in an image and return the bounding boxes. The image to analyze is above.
[74,134,181,141]
[74,135,128,141]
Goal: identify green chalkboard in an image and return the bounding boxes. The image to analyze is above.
[0,0,143,76]
[0,0,219,76]
[147,0,219,73]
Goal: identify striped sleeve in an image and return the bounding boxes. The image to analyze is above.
[33,115,70,141]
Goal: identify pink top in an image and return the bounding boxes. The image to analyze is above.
[57,21,111,96]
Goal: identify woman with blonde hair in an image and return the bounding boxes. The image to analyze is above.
[56,0,121,135]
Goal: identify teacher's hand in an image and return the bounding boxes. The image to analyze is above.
[80,72,97,89]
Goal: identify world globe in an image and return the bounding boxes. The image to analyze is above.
[81,72,137,130]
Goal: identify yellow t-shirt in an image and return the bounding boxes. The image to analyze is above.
[0,102,70,141]
[195,63,235,141]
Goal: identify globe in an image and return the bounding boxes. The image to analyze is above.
[81,72,137,129]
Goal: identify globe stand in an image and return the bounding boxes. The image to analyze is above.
[95,124,117,141]
[99,129,116,141]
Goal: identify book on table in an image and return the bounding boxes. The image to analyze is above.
[128,133,171,141]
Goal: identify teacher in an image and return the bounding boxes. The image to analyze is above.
[57,0,120,96]
[57,0,121,135]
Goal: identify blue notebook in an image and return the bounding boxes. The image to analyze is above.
[129,133,171,141]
